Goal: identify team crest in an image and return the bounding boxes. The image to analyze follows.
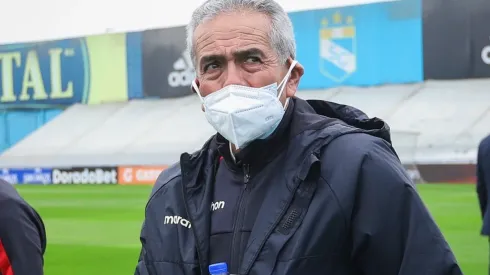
[319,12,357,83]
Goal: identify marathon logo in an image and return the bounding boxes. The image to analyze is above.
[52,167,118,185]
[164,215,192,228]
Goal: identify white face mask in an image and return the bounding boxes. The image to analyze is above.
[193,60,298,149]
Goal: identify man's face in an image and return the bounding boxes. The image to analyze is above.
[193,10,303,105]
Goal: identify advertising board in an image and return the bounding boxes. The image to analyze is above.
[0,168,52,184]
[0,32,142,107]
[289,0,423,89]
[142,26,195,98]
[52,167,118,185]
[117,166,168,185]
[422,0,490,79]
[416,164,476,184]
[469,8,490,78]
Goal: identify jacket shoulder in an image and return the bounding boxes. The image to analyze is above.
[0,180,29,213]
[0,179,20,201]
[323,131,394,160]
[479,135,490,152]
[147,162,182,205]
[319,131,398,184]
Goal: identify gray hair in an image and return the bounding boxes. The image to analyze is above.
[186,0,296,68]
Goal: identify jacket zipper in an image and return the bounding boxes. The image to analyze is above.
[230,164,250,273]
[181,164,206,275]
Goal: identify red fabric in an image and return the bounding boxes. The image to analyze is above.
[0,239,13,275]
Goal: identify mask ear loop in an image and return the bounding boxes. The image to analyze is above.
[277,60,298,99]
[278,60,298,109]
[192,80,204,102]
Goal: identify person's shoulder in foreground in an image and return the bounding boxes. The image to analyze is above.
[479,134,490,153]
[0,179,46,275]
[477,133,490,235]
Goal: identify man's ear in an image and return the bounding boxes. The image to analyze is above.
[286,58,304,98]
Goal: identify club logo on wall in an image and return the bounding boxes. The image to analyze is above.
[318,11,357,84]
[142,26,196,98]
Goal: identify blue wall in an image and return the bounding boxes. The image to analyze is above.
[0,109,63,152]
[289,0,423,90]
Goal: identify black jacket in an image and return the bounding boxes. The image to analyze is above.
[0,179,46,275]
[135,97,461,275]
[477,134,490,236]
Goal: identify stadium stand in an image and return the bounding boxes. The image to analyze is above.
[0,79,487,168]
[300,79,490,164]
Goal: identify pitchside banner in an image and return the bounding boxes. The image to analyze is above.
[117,166,168,185]
[0,168,52,184]
[52,167,118,185]
[289,0,423,89]
[423,0,490,79]
[142,26,195,98]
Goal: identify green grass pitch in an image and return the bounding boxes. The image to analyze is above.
[14,184,487,275]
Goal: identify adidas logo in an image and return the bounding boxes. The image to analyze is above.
[168,51,196,88]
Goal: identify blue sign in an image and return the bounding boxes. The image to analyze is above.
[0,40,89,106]
[0,168,52,184]
[289,0,423,89]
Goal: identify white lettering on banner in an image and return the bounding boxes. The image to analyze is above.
[123,168,133,182]
[23,173,50,184]
[135,169,161,182]
[0,174,18,184]
[482,37,490,65]
[211,201,225,212]
[164,215,192,228]
[52,169,117,184]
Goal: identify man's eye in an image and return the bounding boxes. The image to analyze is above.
[245,56,261,63]
[203,62,220,72]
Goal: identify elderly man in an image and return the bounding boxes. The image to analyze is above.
[0,179,46,275]
[135,0,462,274]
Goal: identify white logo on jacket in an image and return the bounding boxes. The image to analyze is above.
[164,215,191,228]
[211,201,225,212]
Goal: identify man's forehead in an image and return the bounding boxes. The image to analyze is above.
[194,12,270,45]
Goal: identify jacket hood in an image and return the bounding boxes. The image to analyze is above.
[305,99,392,144]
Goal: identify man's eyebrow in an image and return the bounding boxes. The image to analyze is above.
[198,48,265,66]
[233,48,265,58]
[199,54,224,66]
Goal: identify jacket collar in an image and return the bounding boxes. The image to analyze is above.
[215,99,296,173]
[180,96,393,272]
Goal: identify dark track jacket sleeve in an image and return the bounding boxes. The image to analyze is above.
[350,138,462,275]
[135,223,149,275]
[0,196,46,275]
[476,142,487,218]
